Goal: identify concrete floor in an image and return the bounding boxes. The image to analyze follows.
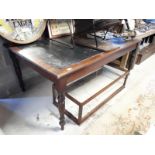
[0,54,155,135]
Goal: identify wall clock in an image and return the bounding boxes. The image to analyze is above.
[0,19,46,44]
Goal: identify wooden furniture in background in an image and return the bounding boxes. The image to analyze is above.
[135,29,155,64]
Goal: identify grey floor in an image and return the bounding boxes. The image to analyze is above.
[0,54,155,135]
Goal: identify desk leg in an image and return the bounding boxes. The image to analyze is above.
[128,43,140,70]
[124,45,139,87]
[57,92,65,130]
[52,84,57,104]
[9,51,25,92]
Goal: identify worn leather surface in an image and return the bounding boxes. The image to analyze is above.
[17,39,101,68]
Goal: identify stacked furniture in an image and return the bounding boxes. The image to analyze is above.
[135,29,155,64]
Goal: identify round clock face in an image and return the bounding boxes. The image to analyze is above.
[0,19,46,44]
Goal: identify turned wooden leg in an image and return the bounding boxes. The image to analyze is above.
[9,51,25,92]
[57,92,65,130]
[52,84,57,105]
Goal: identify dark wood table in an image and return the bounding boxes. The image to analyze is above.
[8,38,140,130]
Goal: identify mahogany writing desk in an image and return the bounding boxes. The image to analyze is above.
[8,38,139,130]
